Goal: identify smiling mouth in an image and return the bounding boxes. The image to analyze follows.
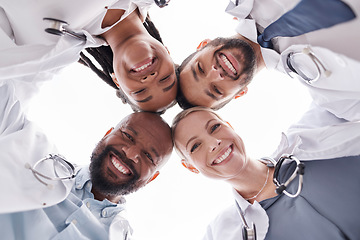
[212,145,233,165]
[110,154,132,176]
[131,58,155,73]
[220,54,237,75]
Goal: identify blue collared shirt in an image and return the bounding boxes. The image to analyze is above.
[0,166,130,240]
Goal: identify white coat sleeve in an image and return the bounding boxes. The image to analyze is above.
[0,81,74,213]
[281,45,360,122]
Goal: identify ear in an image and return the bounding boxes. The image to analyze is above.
[103,127,114,137]
[147,171,160,184]
[234,86,248,99]
[196,39,211,51]
[110,73,120,88]
[181,159,200,174]
[165,46,170,55]
[226,121,234,129]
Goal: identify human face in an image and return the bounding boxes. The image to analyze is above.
[179,38,256,109]
[174,110,248,180]
[90,112,172,196]
[113,34,177,112]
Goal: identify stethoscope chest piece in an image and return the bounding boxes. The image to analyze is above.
[43,18,69,36]
[43,17,87,41]
[242,222,257,240]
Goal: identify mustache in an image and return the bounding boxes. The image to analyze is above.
[107,146,138,175]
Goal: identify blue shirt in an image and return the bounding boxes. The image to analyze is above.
[0,166,130,240]
[261,155,360,240]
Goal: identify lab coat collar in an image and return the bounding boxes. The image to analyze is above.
[225,0,254,20]
[228,8,282,71]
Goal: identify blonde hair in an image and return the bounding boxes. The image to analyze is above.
[171,106,224,160]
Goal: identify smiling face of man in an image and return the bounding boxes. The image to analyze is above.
[89,112,173,196]
[178,37,256,109]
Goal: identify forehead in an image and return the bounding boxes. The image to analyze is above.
[175,111,219,138]
[120,115,161,140]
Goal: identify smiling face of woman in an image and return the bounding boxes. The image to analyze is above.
[174,110,248,180]
[113,34,177,112]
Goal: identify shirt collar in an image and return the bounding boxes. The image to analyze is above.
[75,165,92,190]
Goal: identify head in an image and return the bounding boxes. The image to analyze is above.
[177,37,257,110]
[111,33,177,113]
[80,15,177,114]
[89,112,173,197]
[172,107,248,180]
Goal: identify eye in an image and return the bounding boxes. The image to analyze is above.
[121,131,134,142]
[213,85,222,95]
[210,123,221,133]
[190,142,201,153]
[159,75,170,83]
[133,88,146,95]
[197,62,205,74]
[144,152,155,164]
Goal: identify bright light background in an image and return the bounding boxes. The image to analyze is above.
[27,0,312,239]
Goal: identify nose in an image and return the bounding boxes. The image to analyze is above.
[208,64,224,80]
[141,71,158,83]
[122,146,140,164]
[208,138,221,152]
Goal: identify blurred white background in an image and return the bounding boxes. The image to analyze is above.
[27,0,312,239]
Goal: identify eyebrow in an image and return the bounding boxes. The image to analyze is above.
[163,79,176,92]
[126,126,138,136]
[185,119,215,150]
[185,136,197,150]
[135,95,153,103]
[151,147,160,159]
[191,65,199,82]
[205,90,218,101]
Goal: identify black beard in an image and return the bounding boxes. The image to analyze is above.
[210,37,256,81]
[89,143,144,197]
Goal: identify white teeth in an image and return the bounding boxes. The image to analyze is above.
[135,61,152,72]
[111,158,130,175]
[213,147,232,164]
[221,54,237,75]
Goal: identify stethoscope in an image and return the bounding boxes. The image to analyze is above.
[43,18,87,41]
[25,154,76,189]
[43,0,171,40]
[236,154,305,240]
[282,46,332,85]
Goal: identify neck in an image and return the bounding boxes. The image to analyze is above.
[229,158,276,204]
[101,9,147,51]
[91,187,123,204]
[234,33,266,73]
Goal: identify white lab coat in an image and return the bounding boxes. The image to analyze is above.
[225,0,360,61]
[226,0,360,122]
[0,0,153,106]
[0,80,74,214]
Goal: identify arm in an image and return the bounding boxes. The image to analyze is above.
[281,45,360,122]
